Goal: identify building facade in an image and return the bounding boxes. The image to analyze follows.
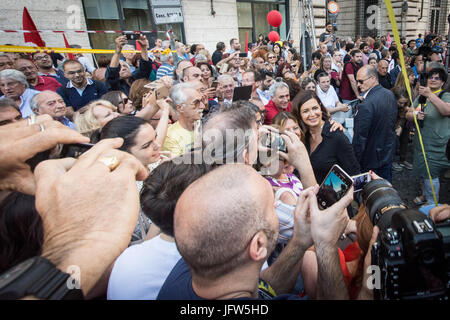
[0,0,449,57]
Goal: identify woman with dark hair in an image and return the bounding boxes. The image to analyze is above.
[276,62,294,79]
[101,90,135,115]
[273,42,283,59]
[406,67,450,205]
[0,192,43,274]
[100,115,162,167]
[292,90,360,183]
[196,61,214,87]
[257,34,266,46]
[391,87,412,173]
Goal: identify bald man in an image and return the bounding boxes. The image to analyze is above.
[377,59,393,89]
[182,66,202,83]
[353,65,397,181]
[157,164,353,300]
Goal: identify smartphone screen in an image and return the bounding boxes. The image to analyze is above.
[317,165,353,209]
[352,172,371,193]
[239,52,248,58]
[262,132,287,153]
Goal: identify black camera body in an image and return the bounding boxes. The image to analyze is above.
[363,179,450,300]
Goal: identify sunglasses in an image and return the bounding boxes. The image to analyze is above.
[429,76,441,81]
[120,98,129,105]
[357,77,371,84]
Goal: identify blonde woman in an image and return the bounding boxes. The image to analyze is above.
[74,99,120,137]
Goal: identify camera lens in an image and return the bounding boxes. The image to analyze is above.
[362,179,406,230]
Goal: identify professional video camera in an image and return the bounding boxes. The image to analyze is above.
[362,179,450,300]
[418,34,440,59]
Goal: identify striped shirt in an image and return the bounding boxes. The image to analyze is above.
[156,63,174,80]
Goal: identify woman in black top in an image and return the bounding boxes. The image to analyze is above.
[292,90,360,184]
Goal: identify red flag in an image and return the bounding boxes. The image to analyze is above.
[387,33,392,47]
[23,7,45,47]
[135,40,141,51]
[63,34,75,60]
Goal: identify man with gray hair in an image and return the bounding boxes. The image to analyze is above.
[353,65,397,182]
[162,82,205,157]
[30,90,75,129]
[216,74,235,107]
[0,69,39,118]
[156,52,175,80]
[264,80,291,125]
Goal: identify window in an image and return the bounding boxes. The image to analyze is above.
[237,0,289,48]
[82,0,185,59]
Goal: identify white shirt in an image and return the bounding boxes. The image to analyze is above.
[77,56,95,74]
[256,88,271,105]
[107,235,181,300]
[316,84,350,124]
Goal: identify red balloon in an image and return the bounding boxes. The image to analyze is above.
[269,31,280,42]
[267,10,282,27]
[268,31,280,42]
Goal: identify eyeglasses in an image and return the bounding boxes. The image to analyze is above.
[357,77,371,84]
[34,55,50,61]
[429,76,441,81]
[268,56,276,59]
[66,69,84,76]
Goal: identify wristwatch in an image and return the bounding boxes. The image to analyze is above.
[0,256,84,300]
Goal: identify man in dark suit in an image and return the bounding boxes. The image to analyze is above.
[353,65,398,182]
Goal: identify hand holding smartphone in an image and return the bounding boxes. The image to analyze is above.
[351,172,371,193]
[316,165,353,209]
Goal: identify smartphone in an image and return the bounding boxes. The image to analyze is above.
[351,172,371,193]
[316,164,353,209]
[124,33,141,41]
[60,143,94,159]
[262,131,287,153]
[220,63,229,73]
[232,85,252,102]
[26,143,94,172]
[211,81,219,90]
[155,85,170,100]
[239,52,248,58]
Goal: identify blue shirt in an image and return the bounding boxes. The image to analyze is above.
[156,62,174,80]
[57,79,107,111]
[59,116,75,129]
[157,258,304,300]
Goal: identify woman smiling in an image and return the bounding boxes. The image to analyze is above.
[292,90,360,184]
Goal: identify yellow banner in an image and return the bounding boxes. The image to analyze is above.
[385,0,438,206]
[0,45,176,55]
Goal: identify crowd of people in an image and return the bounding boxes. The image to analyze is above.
[0,24,449,301]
